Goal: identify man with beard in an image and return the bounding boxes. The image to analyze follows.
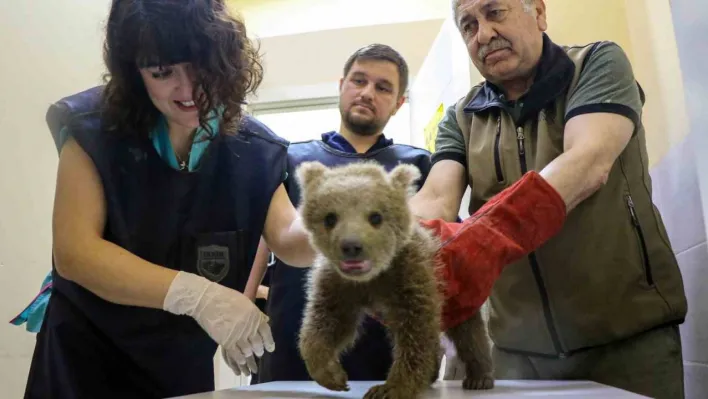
[253,44,433,384]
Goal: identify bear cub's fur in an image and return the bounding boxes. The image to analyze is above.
[296,161,494,399]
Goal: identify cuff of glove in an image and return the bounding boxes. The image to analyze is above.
[453,170,566,254]
[420,171,566,251]
[163,271,211,317]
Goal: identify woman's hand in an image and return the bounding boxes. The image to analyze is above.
[163,272,275,366]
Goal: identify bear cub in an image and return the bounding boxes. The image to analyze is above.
[296,161,494,399]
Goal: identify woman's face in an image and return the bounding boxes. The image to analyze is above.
[139,63,200,131]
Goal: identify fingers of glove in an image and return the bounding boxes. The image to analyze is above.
[239,362,251,377]
[248,330,265,357]
[245,355,258,375]
[226,345,248,367]
[224,347,252,377]
[193,282,267,345]
[221,347,242,376]
[257,318,275,353]
[229,354,250,377]
[235,340,255,363]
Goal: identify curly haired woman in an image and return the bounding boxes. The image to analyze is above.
[22,1,314,397]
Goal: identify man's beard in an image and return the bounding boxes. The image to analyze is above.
[342,109,382,137]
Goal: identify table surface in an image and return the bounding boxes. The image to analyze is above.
[170,380,650,398]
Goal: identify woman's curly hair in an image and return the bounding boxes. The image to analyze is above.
[101,0,263,137]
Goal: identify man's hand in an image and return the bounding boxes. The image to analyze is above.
[410,160,467,222]
[244,237,270,301]
[420,171,567,330]
[262,184,316,268]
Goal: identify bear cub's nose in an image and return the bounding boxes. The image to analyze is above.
[340,238,364,259]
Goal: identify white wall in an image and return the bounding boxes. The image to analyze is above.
[668,1,708,396]
[408,16,479,218]
[405,17,471,150]
[0,1,111,397]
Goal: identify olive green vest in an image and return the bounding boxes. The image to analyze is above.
[455,41,687,357]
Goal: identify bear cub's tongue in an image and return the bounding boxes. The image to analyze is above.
[339,260,372,274]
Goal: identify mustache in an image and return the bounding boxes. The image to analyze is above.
[478,38,512,59]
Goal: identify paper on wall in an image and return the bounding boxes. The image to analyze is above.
[424,103,445,153]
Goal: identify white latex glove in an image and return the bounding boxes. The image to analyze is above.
[163,271,275,365]
[222,346,258,377]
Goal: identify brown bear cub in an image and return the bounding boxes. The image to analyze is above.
[295,161,494,399]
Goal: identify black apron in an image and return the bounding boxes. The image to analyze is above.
[25,87,289,399]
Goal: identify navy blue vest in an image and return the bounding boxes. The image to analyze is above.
[26,87,289,398]
[257,138,432,383]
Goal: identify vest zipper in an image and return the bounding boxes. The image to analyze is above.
[516,126,566,358]
[494,117,504,182]
[516,126,527,172]
[626,195,654,286]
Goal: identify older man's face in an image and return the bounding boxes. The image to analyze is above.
[456,0,547,84]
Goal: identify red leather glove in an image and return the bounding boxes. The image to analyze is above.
[420,171,567,331]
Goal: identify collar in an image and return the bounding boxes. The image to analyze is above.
[150,109,220,172]
[463,33,575,125]
[321,131,393,154]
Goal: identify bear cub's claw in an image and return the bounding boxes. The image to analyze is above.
[462,373,495,390]
[363,383,412,399]
[309,359,350,392]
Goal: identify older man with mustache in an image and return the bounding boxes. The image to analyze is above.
[409,1,687,398]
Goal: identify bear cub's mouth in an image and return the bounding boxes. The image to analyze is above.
[338,260,372,276]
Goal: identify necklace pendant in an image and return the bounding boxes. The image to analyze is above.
[179,160,187,170]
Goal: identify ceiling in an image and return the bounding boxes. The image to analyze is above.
[225,0,449,103]
[228,0,452,38]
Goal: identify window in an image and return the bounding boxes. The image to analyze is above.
[251,101,412,145]
[253,104,341,143]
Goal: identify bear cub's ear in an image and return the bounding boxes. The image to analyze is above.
[296,161,328,189]
[389,164,421,195]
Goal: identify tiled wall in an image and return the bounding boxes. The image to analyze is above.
[661,1,708,398]
[649,134,708,399]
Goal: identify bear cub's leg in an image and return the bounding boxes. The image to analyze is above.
[364,296,440,398]
[298,285,361,392]
[445,310,495,390]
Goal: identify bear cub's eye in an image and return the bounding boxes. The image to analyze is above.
[324,212,338,229]
[368,212,383,227]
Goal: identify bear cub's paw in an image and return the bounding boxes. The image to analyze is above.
[463,372,495,390]
[363,383,416,399]
[306,358,350,392]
